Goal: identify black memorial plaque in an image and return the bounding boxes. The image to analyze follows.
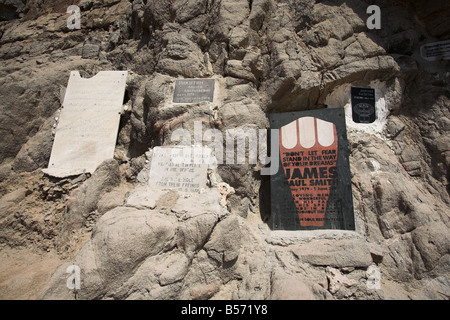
[351,87,376,124]
[269,108,355,231]
[173,79,215,103]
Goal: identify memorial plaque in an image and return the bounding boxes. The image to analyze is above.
[420,39,450,62]
[43,71,127,178]
[269,108,355,231]
[351,87,376,124]
[172,79,215,103]
[149,146,209,193]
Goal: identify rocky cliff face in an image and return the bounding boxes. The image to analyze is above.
[0,0,449,300]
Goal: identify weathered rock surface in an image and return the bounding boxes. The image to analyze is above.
[0,0,449,300]
[270,268,333,300]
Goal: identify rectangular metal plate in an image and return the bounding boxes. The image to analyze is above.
[173,79,215,103]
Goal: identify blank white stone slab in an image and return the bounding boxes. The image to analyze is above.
[43,71,127,178]
[148,146,209,193]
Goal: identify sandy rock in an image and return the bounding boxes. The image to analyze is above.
[12,115,54,172]
[270,269,333,300]
[326,267,357,295]
[124,185,168,210]
[66,159,120,219]
[204,215,241,265]
[290,239,373,268]
[39,206,178,299]
[176,212,220,258]
[0,0,26,20]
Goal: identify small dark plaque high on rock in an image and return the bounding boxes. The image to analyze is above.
[351,87,376,124]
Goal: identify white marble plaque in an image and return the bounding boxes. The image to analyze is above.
[148,146,209,193]
[43,71,128,177]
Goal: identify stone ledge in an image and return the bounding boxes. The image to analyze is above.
[265,229,363,246]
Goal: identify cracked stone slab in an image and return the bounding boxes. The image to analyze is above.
[148,146,210,193]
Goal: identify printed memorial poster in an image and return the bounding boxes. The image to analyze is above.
[269,108,355,230]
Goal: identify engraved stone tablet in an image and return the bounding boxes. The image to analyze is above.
[149,146,209,193]
[420,39,450,62]
[173,79,215,103]
[42,71,128,178]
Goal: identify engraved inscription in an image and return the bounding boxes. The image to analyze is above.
[149,146,209,193]
[173,79,215,103]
